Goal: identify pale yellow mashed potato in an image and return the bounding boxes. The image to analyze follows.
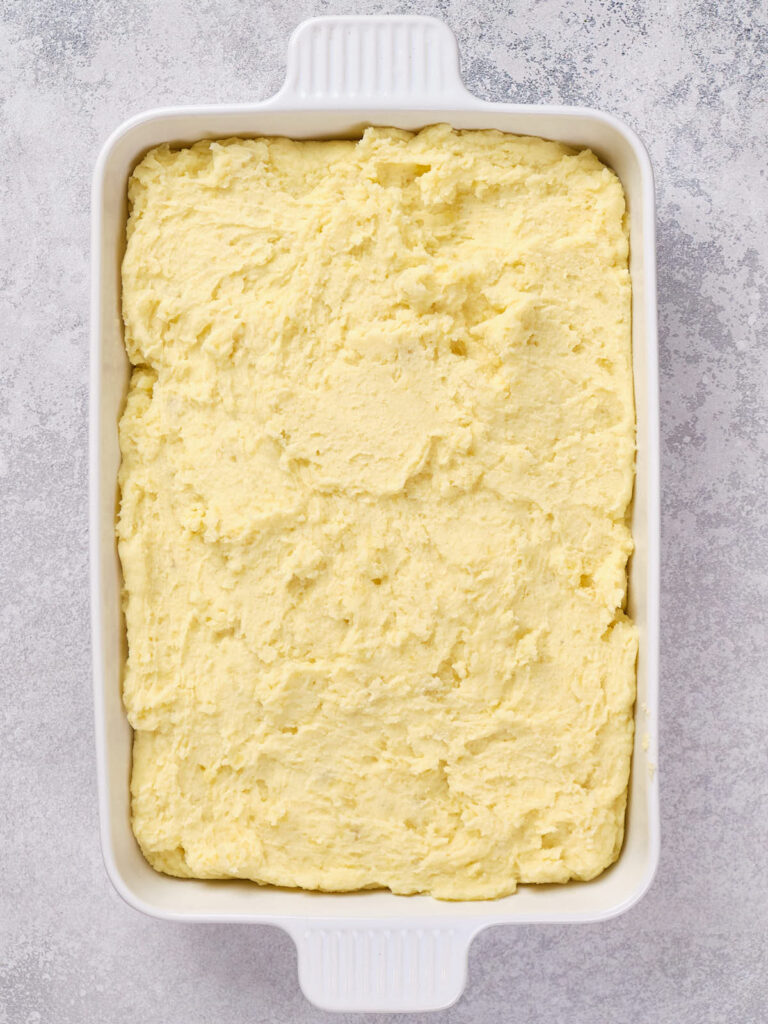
[119,125,637,900]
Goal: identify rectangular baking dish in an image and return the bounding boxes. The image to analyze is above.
[90,15,659,1012]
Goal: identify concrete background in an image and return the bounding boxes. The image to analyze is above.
[1,0,766,1021]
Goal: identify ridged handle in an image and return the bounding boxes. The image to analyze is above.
[286,922,477,1012]
[270,16,475,107]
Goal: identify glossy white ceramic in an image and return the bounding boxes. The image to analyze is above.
[90,15,660,1011]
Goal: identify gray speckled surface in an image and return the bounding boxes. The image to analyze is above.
[1,0,767,1021]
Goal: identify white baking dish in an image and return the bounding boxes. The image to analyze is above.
[90,15,659,1012]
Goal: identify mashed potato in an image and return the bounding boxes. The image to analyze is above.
[118,125,637,900]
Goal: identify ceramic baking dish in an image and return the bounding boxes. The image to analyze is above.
[90,15,660,1012]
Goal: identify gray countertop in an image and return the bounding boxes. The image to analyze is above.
[1,1,766,1021]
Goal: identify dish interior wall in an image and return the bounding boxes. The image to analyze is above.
[94,106,657,922]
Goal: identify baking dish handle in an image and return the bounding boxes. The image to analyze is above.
[284,921,481,1012]
[267,15,479,109]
